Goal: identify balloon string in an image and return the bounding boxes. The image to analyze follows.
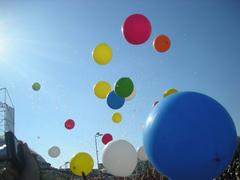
[82,172,88,180]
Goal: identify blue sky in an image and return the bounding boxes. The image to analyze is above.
[0,0,240,168]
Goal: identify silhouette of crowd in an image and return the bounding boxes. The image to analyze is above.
[216,156,240,180]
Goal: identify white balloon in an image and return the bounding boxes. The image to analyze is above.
[102,139,137,177]
[125,88,136,101]
[137,146,148,161]
[48,146,61,158]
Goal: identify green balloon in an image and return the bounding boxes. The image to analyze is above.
[32,82,41,91]
[114,77,134,98]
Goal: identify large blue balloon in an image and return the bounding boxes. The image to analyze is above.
[107,91,125,109]
[143,92,237,180]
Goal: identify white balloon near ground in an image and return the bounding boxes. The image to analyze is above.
[48,146,61,158]
[125,88,136,101]
[137,146,148,161]
[102,139,137,177]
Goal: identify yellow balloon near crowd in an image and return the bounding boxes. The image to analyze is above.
[94,81,111,99]
[92,43,112,65]
[163,88,178,97]
[70,152,94,176]
[112,112,122,123]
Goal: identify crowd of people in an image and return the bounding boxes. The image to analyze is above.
[216,156,240,180]
[38,163,169,180]
[215,141,240,180]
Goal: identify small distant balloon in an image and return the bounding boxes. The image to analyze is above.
[163,88,178,97]
[153,35,171,53]
[65,119,75,130]
[92,43,112,65]
[32,82,41,91]
[112,112,122,123]
[70,152,94,176]
[125,88,136,101]
[48,146,61,158]
[94,81,111,99]
[115,77,134,98]
[102,133,113,145]
[153,101,159,107]
[107,91,125,110]
[122,14,152,45]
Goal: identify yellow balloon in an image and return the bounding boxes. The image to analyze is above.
[94,81,111,99]
[92,43,112,65]
[70,152,94,176]
[112,112,122,123]
[163,88,178,97]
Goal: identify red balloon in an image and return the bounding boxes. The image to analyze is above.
[153,101,159,107]
[122,14,152,45]
[65,119,75,130]
[102,133,113,145]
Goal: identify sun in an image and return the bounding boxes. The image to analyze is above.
[0,21,11,59]
[0,35,11,61]
[0,36,10,55]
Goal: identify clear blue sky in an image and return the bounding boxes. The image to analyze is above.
[0,0,240,168]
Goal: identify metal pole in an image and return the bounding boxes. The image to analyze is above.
[4,88,6,104]
[95,134,100,169]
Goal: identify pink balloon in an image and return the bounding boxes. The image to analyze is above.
[65,119,75,130]
[122,14,152,45]
[102,133,113,145]
[153,101,159,107]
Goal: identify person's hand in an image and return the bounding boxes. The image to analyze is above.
[19,143,40,180]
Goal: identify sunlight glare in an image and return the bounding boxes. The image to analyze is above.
[0,36,11,57]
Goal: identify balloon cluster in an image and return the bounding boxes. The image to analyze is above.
[93,49,136,124]
[107,77,135,109]
[92,77,136,127]
[93,78,135,109]
[32,12,174,179]
[91,13,172,177]
[30,11,238,180]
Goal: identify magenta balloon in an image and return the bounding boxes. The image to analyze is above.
[102,133,113,145]
[65,119,75,130]
[122,14,152,45]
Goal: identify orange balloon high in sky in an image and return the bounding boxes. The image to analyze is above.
[153,35,171,53]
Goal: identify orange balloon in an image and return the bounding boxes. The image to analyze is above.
[153,35,171,53]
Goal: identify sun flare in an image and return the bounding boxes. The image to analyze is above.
[0,36,10,56]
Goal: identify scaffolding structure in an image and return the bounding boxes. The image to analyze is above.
[0,88,14,136]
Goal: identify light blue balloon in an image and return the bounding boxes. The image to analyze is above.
[143,92,237,180]
[107,91,125,110]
